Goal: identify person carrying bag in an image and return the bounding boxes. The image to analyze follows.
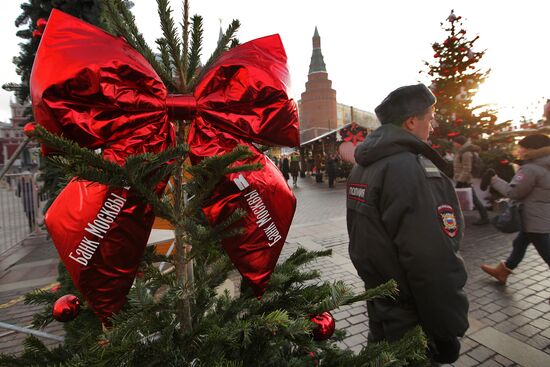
[491,199,522,234]
[479,134,550,284]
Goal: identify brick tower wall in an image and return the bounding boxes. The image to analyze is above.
[300,72,337,142]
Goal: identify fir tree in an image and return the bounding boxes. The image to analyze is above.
[0,1,429,365]
[423,10,506,150]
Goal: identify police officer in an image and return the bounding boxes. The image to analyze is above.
[347,84,469,364]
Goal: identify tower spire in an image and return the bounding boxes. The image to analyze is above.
[217,18,223,44]
[309,26,326,74]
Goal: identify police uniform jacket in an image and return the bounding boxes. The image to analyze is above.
[347,124,469,343]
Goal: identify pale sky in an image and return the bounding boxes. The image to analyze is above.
[0,1,548,125]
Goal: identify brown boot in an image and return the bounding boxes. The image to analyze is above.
[480,261,513,284]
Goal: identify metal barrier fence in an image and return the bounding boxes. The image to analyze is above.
[0,172,44,255]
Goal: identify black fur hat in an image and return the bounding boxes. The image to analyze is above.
[518,134,550,149]
[375,84,436,125]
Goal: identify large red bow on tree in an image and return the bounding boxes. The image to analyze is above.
[31,9,299,323]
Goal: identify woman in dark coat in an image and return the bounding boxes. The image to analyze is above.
[289,154,300,187]
[281,156,290,182]
[326,154,338,188]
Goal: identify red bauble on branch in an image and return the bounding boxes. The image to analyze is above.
[310,312,336,341]
[23,122,36,137]
[36,18,47,31]
[53,294,81,322]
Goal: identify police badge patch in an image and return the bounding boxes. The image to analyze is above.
[437,204,458,238]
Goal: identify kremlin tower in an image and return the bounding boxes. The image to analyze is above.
[298,27,337,143]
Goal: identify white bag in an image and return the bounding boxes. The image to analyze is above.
[455,187,474,211]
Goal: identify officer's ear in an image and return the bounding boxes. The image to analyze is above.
[401,116,416,133]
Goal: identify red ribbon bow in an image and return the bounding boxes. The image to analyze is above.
[31,10,299,322]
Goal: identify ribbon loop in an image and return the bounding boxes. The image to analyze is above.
[167,94,197,120]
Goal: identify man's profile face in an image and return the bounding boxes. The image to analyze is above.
[408,109,435,142]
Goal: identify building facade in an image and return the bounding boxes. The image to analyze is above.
[336,104,378,130]
[0,100,34,168]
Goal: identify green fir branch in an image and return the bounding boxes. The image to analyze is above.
[156,38,173,75]
[357,326,429,366]
[310,281,354,313]
[32,126,127,185]
[282,247,332,268]
[186,15,203,87]
[350,279,399,304]
[229,38,240,49]
[156,0,185,89]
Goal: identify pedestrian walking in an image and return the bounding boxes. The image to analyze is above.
[307,156,315,176]
[17,172,36,231]
[281,156,290,182]
[480,134,550,284]
[313,154,323,183]
[289,153,300,187]
[326,153,338,188]
[347,84,468,365]
[452,135,489,225]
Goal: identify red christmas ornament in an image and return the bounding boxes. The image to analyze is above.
[434,53,439,58]
[31,10,299,321]
[431,144,441,149]
[32,30,42,39]
[310,312,335,341]
[53,294,81,322]
[36,18,47,31]
[500,159,510,165]
[447,131,460,138]
[23,122,36,137]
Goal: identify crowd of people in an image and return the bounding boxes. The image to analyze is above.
[273,152,342,188]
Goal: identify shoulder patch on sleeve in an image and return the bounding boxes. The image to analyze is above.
[418,155,441,177]
[437,204,458,238]
[347,183,368,203]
